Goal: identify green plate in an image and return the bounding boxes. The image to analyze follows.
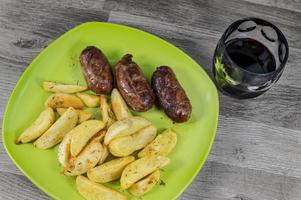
[2,22,219,200]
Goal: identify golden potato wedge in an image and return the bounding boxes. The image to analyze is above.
[76,175,128,200]
[104,116,151,145]
[109,125,157,157]
[57,108,92,123]
[107,107,116,127]
[64,136,103,176]
[111,88,132,120]
[16,107,55,144]
[94,129,106,143]
[43,81,87,93]
[138,129,177,158]
[87,156,135,183]
[34,107,78,149]
[45,93,84,109]
[76,93,100,107]
[70,120,105,157]
[128,170,160,197]
[99,95,115,126]
[57,131,73,167]
[98,145,109,165]
[120,155,170,189]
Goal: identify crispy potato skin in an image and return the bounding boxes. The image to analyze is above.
[109,125,157,157]
[76,93,100,107]
[98,145,109,165]
[76,175,128,200]
[111,88,132,120]
[16,107,55,144]
[99,95,115,126]
[34,107,78,149]
[128,170,160,197]
[115,54,155,112]
[57,131,73,167]
[152,66,192,122]
[43,81,87,93]
[70,120,105,157]
[64,136,103,176]
[104,116,151,145]
[45,93,84,109]
[120,155,170,189]
[138,129,177,158]
[87,156,135,183]
[57,108,92,123]
[80,46,113,94]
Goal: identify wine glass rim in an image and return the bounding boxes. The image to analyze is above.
[220,17,289,77]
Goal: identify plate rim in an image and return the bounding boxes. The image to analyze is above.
[2,21,219,200]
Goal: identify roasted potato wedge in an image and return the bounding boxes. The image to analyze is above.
[58,126,105,168]
[57,131,73,167]
[45,93,84,109]
[43,81,87,93]
[120,155,170,189]
[111,88,132,120]
[94,129,106,142]
[57,108,92,123]
[138,129,177,158]
[70,120,105,157]
[128,170,160,197]
[76,175,127,200]
[64,136,103,176]
[76,93,100,107]
[104,116,151,145]
[99,95,115,126]
[109,125,157,157]
[87,156,135,183]
[98,145,109,165]
[34,107,78,149]
[16,107,55,144]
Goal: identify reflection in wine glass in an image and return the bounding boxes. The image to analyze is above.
[212,18,289,99]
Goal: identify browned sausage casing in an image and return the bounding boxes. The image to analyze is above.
[152,66,192,122]
[115,54,155,112]
[80,46,113,94]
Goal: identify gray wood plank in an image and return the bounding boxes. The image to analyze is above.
[105,0,301,48]
[241,0,301,13]
[0,0,109,68]
[0,171,50,200]
[180,161,301,200]
[208,115,301,178]
[218,85,301,130]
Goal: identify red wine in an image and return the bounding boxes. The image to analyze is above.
[213,18,288,99]
[226,38,276,74]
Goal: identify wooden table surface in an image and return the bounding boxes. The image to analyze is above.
[0,0,300,199]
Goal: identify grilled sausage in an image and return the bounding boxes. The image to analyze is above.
[115,54,155,112]
[80,46,113,94]
[152,66,192,122]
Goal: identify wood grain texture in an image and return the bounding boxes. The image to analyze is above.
[0,172,50,200]
[0,0,301,199]
[242,0,301,13]
[208,116,301,177]
[179,161,301,200]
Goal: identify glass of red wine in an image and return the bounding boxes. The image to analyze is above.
[213,18,289,99]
